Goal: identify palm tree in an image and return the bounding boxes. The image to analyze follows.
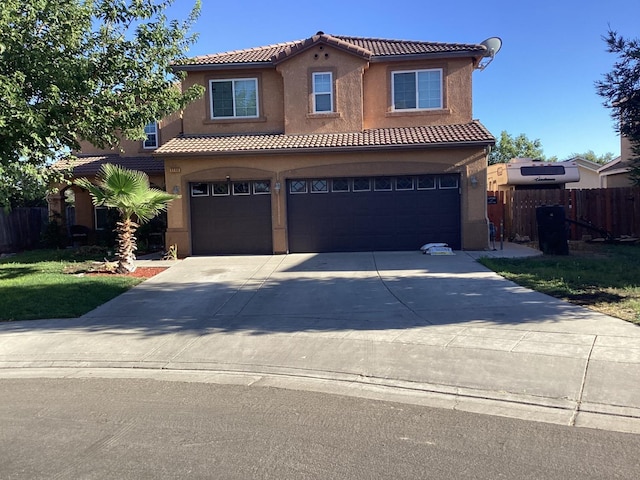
[75,163,178,274]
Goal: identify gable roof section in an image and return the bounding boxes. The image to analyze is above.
[598,156,629,176]
[54,154,164,177]
[271,33,373,64]
[176,33,486,69]
[155,121,494,156]
[563,156,603,172]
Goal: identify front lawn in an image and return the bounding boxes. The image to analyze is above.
[0,249,144,321]
[478,244,640,325]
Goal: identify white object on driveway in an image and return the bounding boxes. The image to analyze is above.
[420,243,455,255]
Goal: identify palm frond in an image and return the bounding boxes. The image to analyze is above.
[74,177,108,206]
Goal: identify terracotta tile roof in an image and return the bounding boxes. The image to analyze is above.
[53,154,165,177]
[180,33,485,67]
[155,121,494,156]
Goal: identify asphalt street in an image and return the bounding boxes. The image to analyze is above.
[1,378,639,479]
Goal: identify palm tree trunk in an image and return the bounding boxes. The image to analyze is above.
[115,218,138,274]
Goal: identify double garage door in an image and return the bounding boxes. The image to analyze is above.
[287,175,461,252]
[190,175,461,255]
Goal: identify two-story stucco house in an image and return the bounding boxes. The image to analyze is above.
[52,32,496,254]
[155,32,495,256]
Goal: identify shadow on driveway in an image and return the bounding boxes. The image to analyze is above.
[0,252,619,337]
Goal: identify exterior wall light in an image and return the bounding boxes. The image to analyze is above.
[172,185,180,194]
[470,176,479,188]
[274,182,281,193]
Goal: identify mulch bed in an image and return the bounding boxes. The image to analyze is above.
[86,266,168,278]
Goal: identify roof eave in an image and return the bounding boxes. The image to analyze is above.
[155,140,494,158]
[370,50,485,63]
[173,49,484,71]
[172,62,273,72]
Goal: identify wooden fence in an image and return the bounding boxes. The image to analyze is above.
[488,187,640,242]
[0,207,48,253]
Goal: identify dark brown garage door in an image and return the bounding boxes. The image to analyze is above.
[190,180,272,255]
[287,175,461,252]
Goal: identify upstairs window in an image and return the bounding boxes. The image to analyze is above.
[143,122,158,149]
[210,78,258,118]
[312,72,333,113]
[392,69,442,111]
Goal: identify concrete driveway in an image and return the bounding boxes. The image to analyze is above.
[1,248,639,433]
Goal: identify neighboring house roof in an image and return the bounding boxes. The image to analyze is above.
[155,121,494,156]
[563,156,602,172]
[54,154,165,177]
[176,32,486,69]
[597,156,630,176]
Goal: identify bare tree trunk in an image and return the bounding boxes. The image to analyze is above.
[115,218,138,274]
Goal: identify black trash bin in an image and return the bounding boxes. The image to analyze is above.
[536,206,568,255]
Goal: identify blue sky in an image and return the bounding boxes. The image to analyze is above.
[168,0,639,160]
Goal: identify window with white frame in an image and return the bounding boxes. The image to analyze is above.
[374,177,392,191]
[417,176,436,190]
[312,72,333,113]
[210,78,258,118]
[211,183,229,196]
[392,69,442,111]
[331,178,349,192]
[353,178,371,192]
[232,182,250,195]
[253,181,271,194]
[290,180,307,194]
[143,122,158,149]
[191,183,209,196]
[311,179,329,193]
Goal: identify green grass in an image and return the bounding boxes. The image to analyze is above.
[478,244,640,325]
[0,249,143,321]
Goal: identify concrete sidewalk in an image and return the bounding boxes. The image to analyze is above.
[1,244,639,433]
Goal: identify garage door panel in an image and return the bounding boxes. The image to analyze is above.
[288,176,461,252]
[191,182,272,255]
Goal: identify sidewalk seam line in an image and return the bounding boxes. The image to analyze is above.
[569,335,597,426]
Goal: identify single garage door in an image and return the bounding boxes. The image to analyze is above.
[190,180,272,255]
[287,175,460,252]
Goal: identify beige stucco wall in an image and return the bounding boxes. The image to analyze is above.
[363,58,474,129]
[180,50,476,136]
[602,172,634,188]
[77,112,182,156]
[181,68,285,135]
[566,167,600,189]
[276,45,368,134]
[162,146,489,257]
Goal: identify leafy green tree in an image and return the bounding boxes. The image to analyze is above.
[567,150,616,165]
[0,0,204,203]
[75,164,177,274]
[0,163,49,209]
[489,131,551,165]
[596,29,640,185]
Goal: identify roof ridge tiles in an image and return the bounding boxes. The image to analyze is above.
[332,33,477,47]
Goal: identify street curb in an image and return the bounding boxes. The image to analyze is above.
[1,365,639,435]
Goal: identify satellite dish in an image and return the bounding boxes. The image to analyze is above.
[477,37,502,70]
